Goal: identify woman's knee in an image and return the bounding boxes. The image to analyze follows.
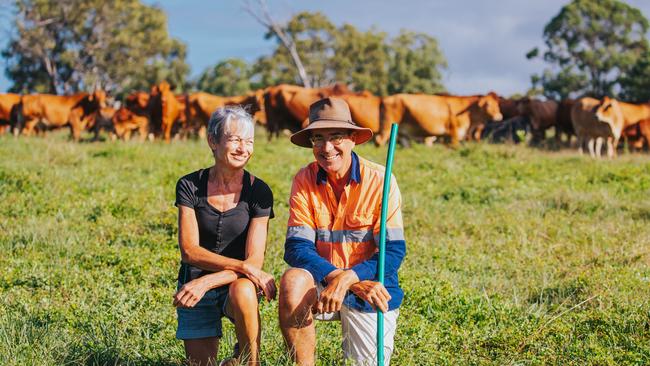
[229,278,259,308]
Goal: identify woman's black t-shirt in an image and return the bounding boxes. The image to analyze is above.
[175,168,274,285]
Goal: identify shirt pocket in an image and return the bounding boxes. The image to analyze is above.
[345,212,375,233]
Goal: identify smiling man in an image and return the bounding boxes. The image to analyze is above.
[278,97,406,365]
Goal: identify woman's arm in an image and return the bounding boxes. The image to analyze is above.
[242,216,276,300]
[173,270,239,308]
[178,205,273,294]
[179,205,248,273]
[244,216,270,269]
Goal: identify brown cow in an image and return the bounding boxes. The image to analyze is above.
[555,99,575,145]
[263,84,304,139]
[621,121,646,150]
[337,92,381,133]
[111,107,150,141]
[264,83,351,139]
[614,100,650,151]
[516,98,558,145]
[0,93,21,134]
[185,91,263,138]
[147,81,186,142]
[377,93,503,146]
[637,120,650,150]
[85,106,117,141]
[20,90,107,141]
[466,92,504,141]
[498,96,520,120]
[571,97,623,158]
[111,91,154,140]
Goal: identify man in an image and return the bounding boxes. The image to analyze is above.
[279,97,406,365]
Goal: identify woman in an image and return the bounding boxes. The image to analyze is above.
[173,106,276,366]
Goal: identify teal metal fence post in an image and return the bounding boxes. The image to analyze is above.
[377,123,398,365]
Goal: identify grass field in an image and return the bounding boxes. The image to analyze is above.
[1,130,649,365]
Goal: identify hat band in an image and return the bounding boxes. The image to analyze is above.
[310,117,355,125]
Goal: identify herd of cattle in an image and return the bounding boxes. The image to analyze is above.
[0,81,649,158]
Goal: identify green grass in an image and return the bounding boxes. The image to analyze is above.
[1,131,649,365]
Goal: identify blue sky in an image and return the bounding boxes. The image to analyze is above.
[2,0,650,95]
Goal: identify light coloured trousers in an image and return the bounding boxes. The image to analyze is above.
[298,268,399,365]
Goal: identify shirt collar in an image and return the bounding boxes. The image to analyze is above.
[316,151,361,186]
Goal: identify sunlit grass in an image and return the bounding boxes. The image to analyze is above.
[1,130,649,365]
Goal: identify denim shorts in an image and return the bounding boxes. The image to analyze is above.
[176,284,233,340]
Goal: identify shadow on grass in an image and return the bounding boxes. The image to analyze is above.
[62,343,183,366]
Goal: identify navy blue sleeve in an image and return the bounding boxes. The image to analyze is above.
[284,237,338,284]
[350,239,406,281]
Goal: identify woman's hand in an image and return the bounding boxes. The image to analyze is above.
[242,263,276,301]
[173,278,210,308]
[349,281,392,313]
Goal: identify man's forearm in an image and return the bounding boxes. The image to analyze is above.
[350,239,406,281]
[284,238,337,283]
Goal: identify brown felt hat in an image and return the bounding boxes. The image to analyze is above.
[290,97,373,148]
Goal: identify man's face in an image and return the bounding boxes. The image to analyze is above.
[310,128,356,177]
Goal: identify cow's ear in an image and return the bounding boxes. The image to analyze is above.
[478,98,487,108]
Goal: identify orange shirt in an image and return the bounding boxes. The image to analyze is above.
[286,152,404,278]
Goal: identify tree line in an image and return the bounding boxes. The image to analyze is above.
[2,0,650,102]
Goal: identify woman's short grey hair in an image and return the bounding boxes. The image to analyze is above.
[207,105,255,142]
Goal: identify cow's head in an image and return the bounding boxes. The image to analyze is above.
[516,97,532,116]
[88,89,107,109]
[595,96,619,126]
[111,108,132,138]
[377,95,403,146]
[477,93,503,121]
[252,89,267,124]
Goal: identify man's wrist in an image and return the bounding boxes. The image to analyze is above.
[338,269,359,287]
[325,269,344,283]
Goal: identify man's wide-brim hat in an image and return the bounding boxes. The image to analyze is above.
[290,97,373,148]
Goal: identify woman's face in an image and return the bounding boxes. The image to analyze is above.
[209,120,254,170]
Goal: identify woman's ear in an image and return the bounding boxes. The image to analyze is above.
[207,134,218,152]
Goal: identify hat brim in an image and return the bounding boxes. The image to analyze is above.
[290,120,373,148]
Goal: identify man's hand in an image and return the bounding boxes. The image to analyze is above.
[350,281,391,313]
[316,270,359,314]
[173,278,210,308]
[242,263,277,301]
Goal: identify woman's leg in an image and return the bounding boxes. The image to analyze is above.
[226,278,261,365]
[184,337,219,366]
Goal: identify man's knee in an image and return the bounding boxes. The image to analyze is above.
[279,268,317,315]
[280,268,315,299]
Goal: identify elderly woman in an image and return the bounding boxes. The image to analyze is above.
[173,106,275,366]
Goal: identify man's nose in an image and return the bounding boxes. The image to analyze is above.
[322,139,336,150]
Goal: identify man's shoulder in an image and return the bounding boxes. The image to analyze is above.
[358,155,389,183]
[358,155,385,175]
[292,161,319,184]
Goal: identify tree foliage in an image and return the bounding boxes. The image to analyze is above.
[332,25,389,95]
[620,50,650,102]
[387,31,447,95]
[528,0,649,100]
[2,0,189,94]
[244,11,446,95]
[196,58,252,96]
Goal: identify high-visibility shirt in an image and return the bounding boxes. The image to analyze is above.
[284,152,406,312]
